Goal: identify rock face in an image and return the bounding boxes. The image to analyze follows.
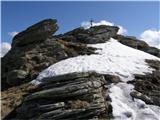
[4,72,112,120]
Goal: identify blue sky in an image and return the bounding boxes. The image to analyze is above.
[1,1,159,43]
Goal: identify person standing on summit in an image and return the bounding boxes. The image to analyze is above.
[90,19,94,27]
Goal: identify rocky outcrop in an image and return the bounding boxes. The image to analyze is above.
[113,35,160,57]
[1,19,96,89]
[59,25,119,44]
[4,72,112,120]
[12,19,58,47]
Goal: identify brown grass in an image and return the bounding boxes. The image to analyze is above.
[1,83,39,119]
[66,100,90,109]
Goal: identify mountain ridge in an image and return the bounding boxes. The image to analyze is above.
[1,19,160,120]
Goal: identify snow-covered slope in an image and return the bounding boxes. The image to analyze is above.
[31,38,160,120]
[33,38,159,83]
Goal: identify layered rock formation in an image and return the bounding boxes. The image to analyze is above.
[1,18,160,120]
[4,72,112,120]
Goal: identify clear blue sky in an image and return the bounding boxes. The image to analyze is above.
[1,1,159,43]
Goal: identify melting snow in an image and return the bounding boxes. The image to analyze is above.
[31,38,160,120]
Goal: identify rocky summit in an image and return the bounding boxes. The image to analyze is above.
[1,19,160,120]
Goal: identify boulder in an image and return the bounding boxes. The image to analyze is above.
[12,19,58,47]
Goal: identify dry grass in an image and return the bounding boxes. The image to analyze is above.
[1,83,39,119]
[67,100,90,109]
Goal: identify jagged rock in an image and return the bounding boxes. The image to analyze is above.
[5,72,110,120]
[12,19,58,47]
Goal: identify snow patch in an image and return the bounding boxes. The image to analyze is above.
[109,83,160,120]
[33,38,159,83]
